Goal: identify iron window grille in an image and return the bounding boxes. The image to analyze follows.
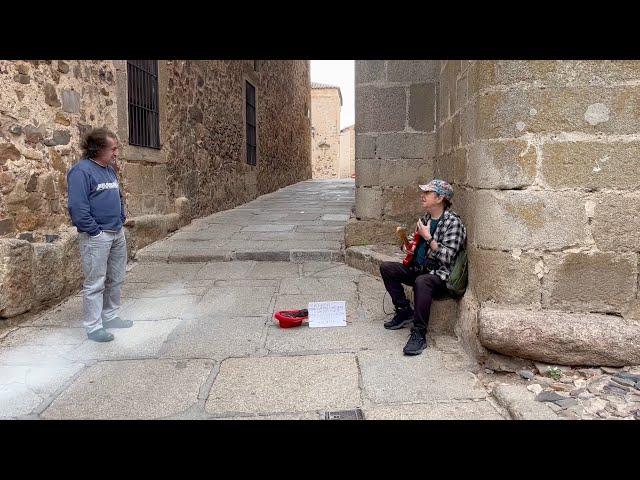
[127,60,160,149]
[246,81,257,166]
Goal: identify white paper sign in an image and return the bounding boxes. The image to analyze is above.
[308,301,347,328]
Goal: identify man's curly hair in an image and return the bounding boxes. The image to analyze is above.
[81,127,118,159]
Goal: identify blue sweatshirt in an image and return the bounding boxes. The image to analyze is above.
[67,158,125,236]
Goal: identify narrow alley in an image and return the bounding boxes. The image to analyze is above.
[0,179,506,420]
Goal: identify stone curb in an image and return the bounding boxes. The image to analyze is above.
[135,249,345,264]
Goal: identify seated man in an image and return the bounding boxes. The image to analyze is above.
[379,179,467,356]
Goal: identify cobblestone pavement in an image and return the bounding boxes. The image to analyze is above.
[481,364,640,420]
[0,179,506,420]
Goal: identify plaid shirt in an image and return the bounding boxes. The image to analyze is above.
[418,209,467,282]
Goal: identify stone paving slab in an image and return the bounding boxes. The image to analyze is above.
[0,363,85,418]
[124,263,204,283]
[264,322,408,354]
[362,400,505,420]
[204,354,361,415]
[0,327,85,347]
[0,345,77,366]
[120,296,200,321]
[168,227,242,241]
[186,287,276,318]
[357,275,394,323]
[24,295,85,328]
[41,359,213,419]
[296,226,345,233]
[279,276,358,296]
[301,261,363,278]
[236,232,332,242]
[321,214,350,222]
[280,213,322,222]
[193,261,255,280]
[1,384,44,419]
[358,348,488,404]
[213,279,280,288]
[241,224,297,232]
[247,262,300,279]
[64,319,181,361]
[160,316,268,361]
[122,282,208,299]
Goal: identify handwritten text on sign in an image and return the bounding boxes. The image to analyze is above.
[308,301,347,328]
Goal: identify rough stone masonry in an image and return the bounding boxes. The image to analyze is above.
[0,60,311,319]
[349,60,640,367]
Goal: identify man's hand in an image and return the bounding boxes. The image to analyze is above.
[417,218,432,241]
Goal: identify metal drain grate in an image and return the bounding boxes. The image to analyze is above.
[324,408,364,420]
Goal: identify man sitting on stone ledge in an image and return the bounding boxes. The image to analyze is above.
[379,179,466,356]
[67,128,132,343]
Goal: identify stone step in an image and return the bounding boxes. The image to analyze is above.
[136,247,344,264]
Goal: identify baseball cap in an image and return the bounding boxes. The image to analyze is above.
[418,179,454,200]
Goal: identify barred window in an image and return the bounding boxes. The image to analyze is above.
[127,60,160,149]
[246,81,256,166]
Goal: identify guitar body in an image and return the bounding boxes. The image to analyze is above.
[395,227,423,267]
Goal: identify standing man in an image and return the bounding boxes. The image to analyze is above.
[379,179,466,356]
[67,128,133,342]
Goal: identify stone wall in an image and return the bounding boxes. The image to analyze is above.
[433,61,640,317]
[347,60,437,246]
[352,60,640,365]
[0,60,118,240]
[1,60,311,319]
[310,86,341,179]
[165,60,312,217]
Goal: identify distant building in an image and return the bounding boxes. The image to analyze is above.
[339,125,355,178]
[310,82,344,179]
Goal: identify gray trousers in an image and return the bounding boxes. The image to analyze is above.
[78,229,127,334]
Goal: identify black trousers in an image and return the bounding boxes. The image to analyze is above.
[379,261,447,336]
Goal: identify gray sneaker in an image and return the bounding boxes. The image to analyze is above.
[88,328,114,342]
[103,317,133,329]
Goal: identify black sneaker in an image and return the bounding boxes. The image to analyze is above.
[87,328,114,342]
[403,330,427,356]
[103,317,133,329]
[384,306,414,330]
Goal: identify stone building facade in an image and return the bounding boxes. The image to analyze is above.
[349,60,640,367]
[310,83,342,178]
[339,125,355,178]
[0,60,311,318]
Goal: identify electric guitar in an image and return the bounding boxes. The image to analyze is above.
[395,226,423,267]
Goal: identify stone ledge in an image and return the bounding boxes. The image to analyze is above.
[479,306,640,366]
